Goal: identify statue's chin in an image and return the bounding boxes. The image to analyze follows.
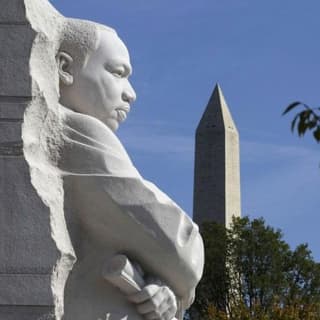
[104,118,120,132]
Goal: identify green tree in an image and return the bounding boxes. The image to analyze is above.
[189,222,229,318]
[285,244,320,311]
[228,217,291,315]
[282,102,320,142]
[189,217,320,319]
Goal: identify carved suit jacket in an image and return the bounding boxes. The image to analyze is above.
[55,105,204,319]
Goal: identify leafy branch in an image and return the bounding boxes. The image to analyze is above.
[282,102,320,142]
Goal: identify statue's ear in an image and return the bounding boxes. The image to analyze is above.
[56,51,74,86]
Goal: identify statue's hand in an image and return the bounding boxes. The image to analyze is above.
[128,282,177,320]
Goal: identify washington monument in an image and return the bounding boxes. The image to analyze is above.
[193,84,241,227]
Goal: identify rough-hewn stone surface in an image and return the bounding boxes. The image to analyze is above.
[0,0,58,318]
[0,306,54,320]
[0,156,57,273]
[0,274,52,305]
[1,1,204,319]
[0,0,28,24]
[0,26,34,96]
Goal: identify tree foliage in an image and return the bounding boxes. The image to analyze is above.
[283,102,320,142]
[189,217,320,319]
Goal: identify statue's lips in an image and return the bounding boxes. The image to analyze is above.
[115,105,130,122]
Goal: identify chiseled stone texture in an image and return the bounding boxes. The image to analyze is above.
[0,274,52,305]
[0,155,57,273]
[1,1,204,319]
[0,306,54,320]
[0,0,59,318]
[0,25,34,96]
[0,0,28,23]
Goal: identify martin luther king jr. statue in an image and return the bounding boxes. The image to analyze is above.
[22,3,204,320]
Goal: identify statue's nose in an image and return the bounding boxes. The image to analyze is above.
[122,82,136,104]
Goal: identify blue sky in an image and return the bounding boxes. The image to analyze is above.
[51,0,320,260]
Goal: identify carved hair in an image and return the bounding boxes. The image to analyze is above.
[58,18,117,68]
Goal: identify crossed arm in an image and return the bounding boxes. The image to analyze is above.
[59,108,204,318]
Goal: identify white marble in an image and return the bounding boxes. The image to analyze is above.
[21,1,205,320]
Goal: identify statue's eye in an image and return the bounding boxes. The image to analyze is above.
[104,64,125,78]
[112,69,124,78]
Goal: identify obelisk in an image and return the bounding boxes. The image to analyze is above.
[193,84,241,227]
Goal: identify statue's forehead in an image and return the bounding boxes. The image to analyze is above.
[96,22,117,34]
[96,29,130,58]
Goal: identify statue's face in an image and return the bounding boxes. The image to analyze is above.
[63,29,136,131]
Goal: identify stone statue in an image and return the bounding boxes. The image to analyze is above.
[21,3,204,320]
